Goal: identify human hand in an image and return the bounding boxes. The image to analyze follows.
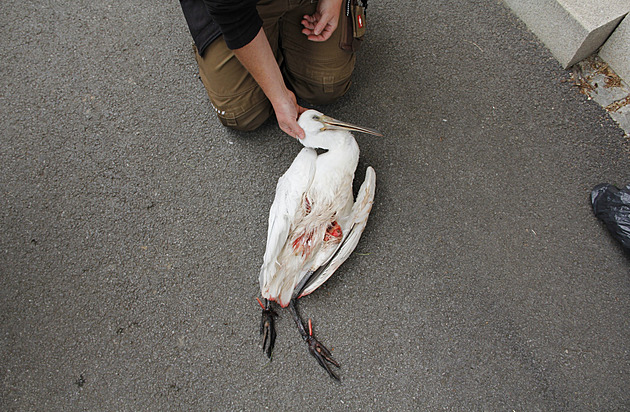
[301,0,343,42]
[273,90,307,139]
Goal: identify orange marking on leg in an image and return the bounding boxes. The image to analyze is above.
[308,319,313,336]
[256,297,265,309]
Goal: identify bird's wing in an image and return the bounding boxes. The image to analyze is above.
[298,166,376,298]
[260,148,317,292]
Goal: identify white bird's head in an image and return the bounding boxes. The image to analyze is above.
[297,109,382,150]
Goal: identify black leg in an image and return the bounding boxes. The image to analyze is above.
[259,298,277,359]
[288,299,340,381]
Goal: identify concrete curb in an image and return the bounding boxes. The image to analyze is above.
[504,0,630,135]
[503,0,629,73]
[601,15,630,85]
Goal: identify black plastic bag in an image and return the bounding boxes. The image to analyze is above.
[591,183,630,250]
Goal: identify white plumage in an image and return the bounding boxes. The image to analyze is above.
[257,109,381,380]
[260,109,378,307]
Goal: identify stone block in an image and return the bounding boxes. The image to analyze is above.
[504,0,628,68]
[600,15,630,84]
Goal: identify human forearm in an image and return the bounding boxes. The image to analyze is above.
[233,27,305,138]
[233,28,288,112]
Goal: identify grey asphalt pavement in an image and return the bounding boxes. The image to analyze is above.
[2,1,629,410]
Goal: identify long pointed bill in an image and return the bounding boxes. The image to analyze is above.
[315,114,383,136]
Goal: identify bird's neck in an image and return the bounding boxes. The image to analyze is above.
[311,131,357,151]
[317,134,360,170]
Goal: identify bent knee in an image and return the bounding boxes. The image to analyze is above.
[214,100,273,132]
[284,47,356,105]
[292,77,353,105]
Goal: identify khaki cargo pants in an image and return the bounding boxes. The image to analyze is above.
[194,0,356,131]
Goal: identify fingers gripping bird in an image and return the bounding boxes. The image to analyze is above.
[258,110,382,380]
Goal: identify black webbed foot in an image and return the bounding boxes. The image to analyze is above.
[305,321,340,380]
[289,299,340,381]
[258,298,277,358]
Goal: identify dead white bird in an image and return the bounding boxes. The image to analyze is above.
[258,109,381,380]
